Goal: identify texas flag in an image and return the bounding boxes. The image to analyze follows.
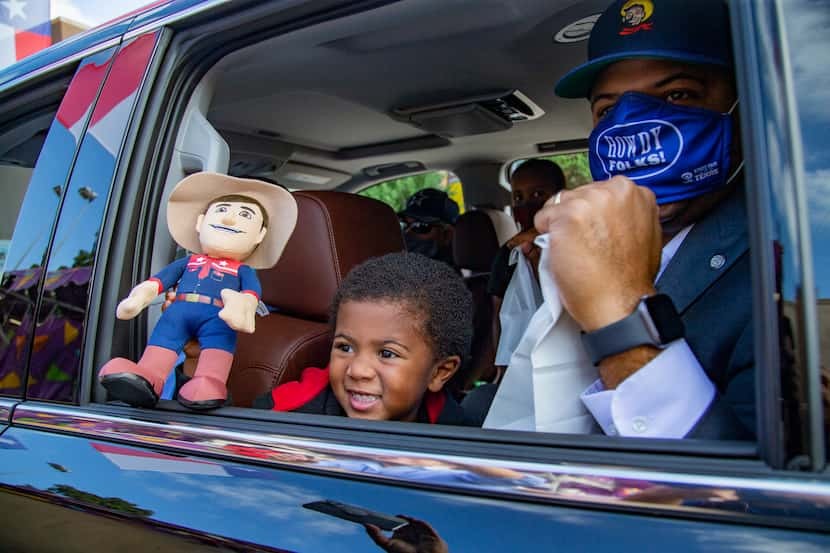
[0,0,51,69]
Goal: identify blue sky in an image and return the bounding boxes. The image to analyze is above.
[51,0,153,27]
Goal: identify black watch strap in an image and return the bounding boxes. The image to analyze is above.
[580,294,684,365]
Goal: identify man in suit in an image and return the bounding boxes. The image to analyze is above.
[531,0,754,439]
[469,0,753,438]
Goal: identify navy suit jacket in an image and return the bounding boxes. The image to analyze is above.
[656,186,755,440]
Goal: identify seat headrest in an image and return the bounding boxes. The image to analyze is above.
[452,210,500,273]
[478,207,519,246]
[259,191,404,321]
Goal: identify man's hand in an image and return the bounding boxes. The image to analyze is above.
[506,228,540,250]
[506,228,541,273]
[533,175,662,332]
[219,289,258,333]
[365,516,448,553]
[116,280,161,320]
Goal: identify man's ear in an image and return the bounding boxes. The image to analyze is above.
[427,355,461,392]
[195,213,204,234]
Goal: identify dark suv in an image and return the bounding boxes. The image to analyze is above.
[0,1,828,551]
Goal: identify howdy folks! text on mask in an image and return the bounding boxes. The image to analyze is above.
[602,125,667,172]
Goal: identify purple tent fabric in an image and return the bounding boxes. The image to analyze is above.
[25,316,83,402]
[7,268,42,291]
[43,267,92,291]
[0,313,32,395]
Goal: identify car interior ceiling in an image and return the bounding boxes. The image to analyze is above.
[202,0,603,195]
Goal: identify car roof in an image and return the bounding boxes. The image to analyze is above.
[0,0,603,188]
[0,0,208,91]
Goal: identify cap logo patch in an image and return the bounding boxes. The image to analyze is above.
[619,0,654,35]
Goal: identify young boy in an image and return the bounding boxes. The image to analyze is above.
[254,252,475,425]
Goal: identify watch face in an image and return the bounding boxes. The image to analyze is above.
[644,294,685,342]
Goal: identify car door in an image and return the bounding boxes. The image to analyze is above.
[1,1,829,552]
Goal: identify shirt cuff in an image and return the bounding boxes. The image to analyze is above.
[580,340,716,438]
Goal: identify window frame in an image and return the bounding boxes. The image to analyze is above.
[730,0,826,470]
[69,0,828,481]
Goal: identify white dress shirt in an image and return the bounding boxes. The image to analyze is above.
[579,225,717,438]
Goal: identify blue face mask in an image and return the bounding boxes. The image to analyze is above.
[588,92,737,204]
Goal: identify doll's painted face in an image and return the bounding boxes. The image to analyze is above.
[196,200,267,260]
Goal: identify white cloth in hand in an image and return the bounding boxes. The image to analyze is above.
[484,234,599,433]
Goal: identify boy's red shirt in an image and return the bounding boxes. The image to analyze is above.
[256,366,465,426]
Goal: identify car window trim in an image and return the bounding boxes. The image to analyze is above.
[124,0,232,40]
[0,37,123,97]
[79,28,171,408]
[770,0,826,472]
[730,1,825,471]
[103,398,760,459]
[0,398,16,425]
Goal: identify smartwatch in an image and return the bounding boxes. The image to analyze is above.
[580,294,684,366]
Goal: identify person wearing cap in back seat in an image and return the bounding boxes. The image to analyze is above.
[482,0,755,439]
[398,188,460,269]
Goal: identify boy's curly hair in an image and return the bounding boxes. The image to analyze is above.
[330,252,473,364]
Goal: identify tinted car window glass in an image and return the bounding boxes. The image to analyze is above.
[359,171,465,213]
[780,0,830,454]
[27,34,158,403]
[509,152,592,189]
[0,48,116,399]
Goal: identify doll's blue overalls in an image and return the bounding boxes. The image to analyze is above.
[147,254,261,354]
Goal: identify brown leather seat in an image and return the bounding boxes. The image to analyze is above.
[451,210,500,390]
[228,191,404,407]
[453,210,501,273]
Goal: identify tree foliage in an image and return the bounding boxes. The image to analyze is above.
[48,484,154,517]
[358,153,591,214]
[358,171,465,213]
[541,152,592,188]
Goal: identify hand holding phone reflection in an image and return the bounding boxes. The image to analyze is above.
[364,515,449,553]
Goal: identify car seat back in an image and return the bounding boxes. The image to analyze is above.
[228,191,404,407]
[451,210,500,390]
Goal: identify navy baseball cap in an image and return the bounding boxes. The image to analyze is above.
[555,0,734,99]
[398,188,460,225]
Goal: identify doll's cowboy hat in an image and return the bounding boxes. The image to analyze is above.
[167,172,298,269]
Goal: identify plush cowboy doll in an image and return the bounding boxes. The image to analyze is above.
[99,172,297,410]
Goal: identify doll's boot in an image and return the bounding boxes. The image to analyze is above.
[177,348,233,410]
[99,346,178,408]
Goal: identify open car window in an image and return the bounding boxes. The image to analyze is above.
[87,0,798,459]
[509,152,592,190]
[358,171,465,214]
